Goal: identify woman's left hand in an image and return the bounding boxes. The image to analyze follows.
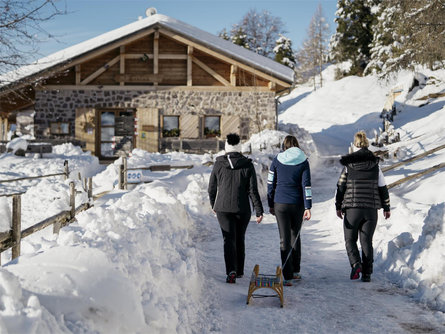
[303,209,311,221]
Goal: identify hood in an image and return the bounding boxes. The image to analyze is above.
[277,147,307,165]
[340,148,378,170]
[216,152,251,169]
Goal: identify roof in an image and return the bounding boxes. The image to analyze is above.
[0,14,295,88]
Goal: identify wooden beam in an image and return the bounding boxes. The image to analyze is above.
[153,31,159,86]
[124,54,187,60]
[120,46,125,86]
[268,81,276,91]
[75,65,81,85]
[230,65,237,86]
[80,55,120,85]
[192,56,230,86]
[40,84,272,92]
[187,46,193,86]
[160,29,291,88]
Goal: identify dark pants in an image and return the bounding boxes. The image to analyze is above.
[216,211,251,276]
[274,203,304,280]
[343,208,378,275]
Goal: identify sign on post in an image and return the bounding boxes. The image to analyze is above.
[127,169,143,184]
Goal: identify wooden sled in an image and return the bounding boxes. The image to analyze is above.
[246,264,284,308]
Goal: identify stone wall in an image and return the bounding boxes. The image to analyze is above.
[34,88,276,140]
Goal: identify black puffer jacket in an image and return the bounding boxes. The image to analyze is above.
[335,148,390,211]
[208,152,263,216]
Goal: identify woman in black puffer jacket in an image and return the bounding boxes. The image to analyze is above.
[335,131,390,282]
[208,133,263,284]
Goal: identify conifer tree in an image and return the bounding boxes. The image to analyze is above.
[330,0,377,76]
[367,0,445,76]
[273,35,296,68]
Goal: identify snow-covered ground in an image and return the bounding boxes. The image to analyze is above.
[1,66,445,333]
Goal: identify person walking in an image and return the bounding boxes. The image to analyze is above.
[335,131,391,282]
[208,133,263,284]
[267,135,312,286]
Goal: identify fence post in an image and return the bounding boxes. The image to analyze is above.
[123,157,128,190]
[70,181,75,219]
[64,160,69,180]
[11,195,21,260]
[118,164,124,190]
[88,177,93,206]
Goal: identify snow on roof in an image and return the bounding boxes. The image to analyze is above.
[0,14,294,88]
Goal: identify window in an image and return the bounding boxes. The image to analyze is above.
[204,116,221,138]
[50,122,70,135]
[162,116,180,137]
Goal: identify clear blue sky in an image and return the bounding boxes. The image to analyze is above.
[37,0,338,58]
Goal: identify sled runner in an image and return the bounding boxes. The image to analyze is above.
[246,264,284,308]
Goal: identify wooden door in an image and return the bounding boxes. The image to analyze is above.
[136,108,159,152]
[75,108,96,155]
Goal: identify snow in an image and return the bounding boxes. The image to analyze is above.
[0,14,294,88]
[1,65,445,332]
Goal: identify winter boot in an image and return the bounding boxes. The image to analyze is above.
[293,272,302,280]
[283,279,293,286]
[350,262,362,280]
[226,271,236,284]
[361,273,371,282]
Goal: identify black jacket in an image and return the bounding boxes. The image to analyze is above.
[208,152,263,216]
[335,148,390,211]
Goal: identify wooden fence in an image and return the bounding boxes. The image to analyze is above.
[0,161,93,265]
[0,160,70,198]
[382,143,445,189]
[117,156,194,190]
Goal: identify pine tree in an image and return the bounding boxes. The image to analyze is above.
[273,35,296,68]
[229,25,250,49]
[330,0,377,76]
[367,0,445,76]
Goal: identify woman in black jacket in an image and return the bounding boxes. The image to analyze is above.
[208,133,263,283]
[335,131,391,282]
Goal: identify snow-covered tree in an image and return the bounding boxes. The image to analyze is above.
[330,0,378,76]
[219,9,287,59]
[0,0,66,81]
[273,34,296,68]
[229,25,250,50]
[367,0,445,76]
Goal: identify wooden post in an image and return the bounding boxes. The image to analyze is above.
[70,182,75,219]
[11,195,21,260]
[123,157,128,190]
[118,164,124,190]
[88,177,93,205]
[64,160,69,180]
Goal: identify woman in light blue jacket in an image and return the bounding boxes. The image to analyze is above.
[267,135,312,285]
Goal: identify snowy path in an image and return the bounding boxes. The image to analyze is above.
[196,164,445,334]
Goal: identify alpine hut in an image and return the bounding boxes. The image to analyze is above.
[0,12,294,159]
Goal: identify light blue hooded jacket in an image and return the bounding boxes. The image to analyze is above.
[267,147,312,209]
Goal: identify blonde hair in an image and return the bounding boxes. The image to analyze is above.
[354,131,369,148]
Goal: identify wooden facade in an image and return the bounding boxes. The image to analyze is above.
[0,15,293,158]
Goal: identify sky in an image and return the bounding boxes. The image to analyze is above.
[36,0,339,59]
[1,65,445,332]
